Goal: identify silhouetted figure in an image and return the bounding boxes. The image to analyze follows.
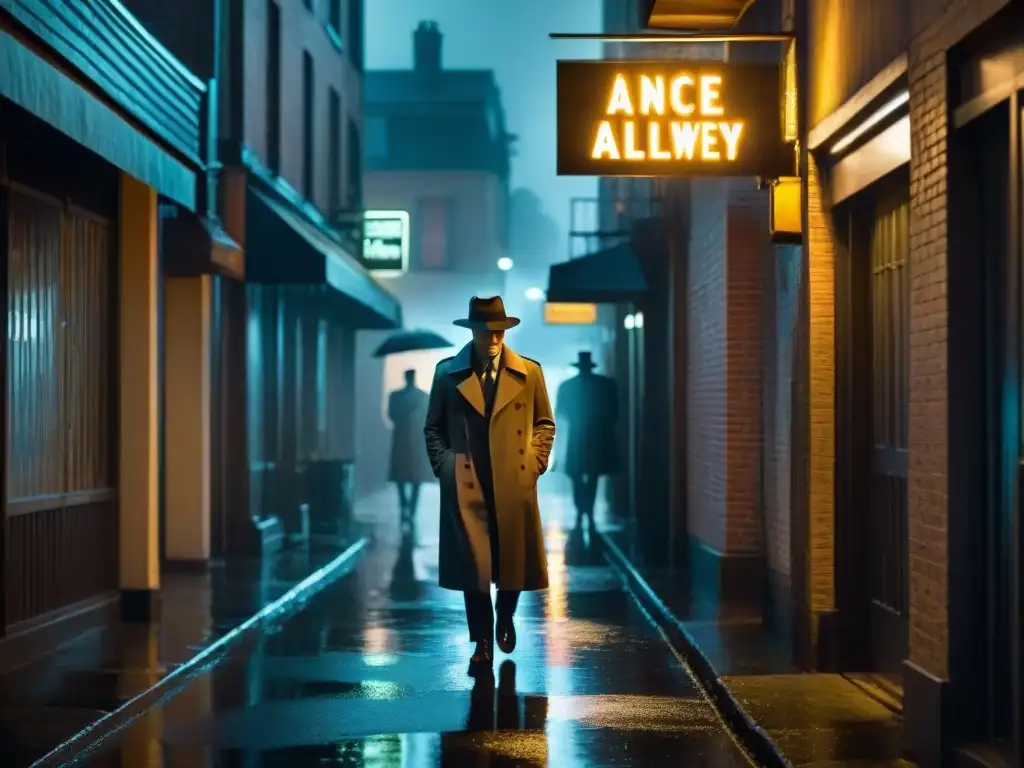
[388,369,432,529]
[424,296,556,674]
[556,351,620,528]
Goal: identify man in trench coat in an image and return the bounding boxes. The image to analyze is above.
[424,296,556,670]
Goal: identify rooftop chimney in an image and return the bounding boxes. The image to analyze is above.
[414,21,442,74]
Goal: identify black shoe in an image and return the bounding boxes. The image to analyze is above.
[496,615,516,654]
[469,640,493,672]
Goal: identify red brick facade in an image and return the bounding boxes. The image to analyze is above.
[680,0,1019,760]
[686,179,770,558]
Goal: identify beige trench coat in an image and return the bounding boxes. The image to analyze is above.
[424,343,556,593]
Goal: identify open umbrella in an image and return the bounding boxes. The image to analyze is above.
[373,329,454,358]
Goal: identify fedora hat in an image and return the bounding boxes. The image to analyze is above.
[453,295,520,330]
[571,351,597,369]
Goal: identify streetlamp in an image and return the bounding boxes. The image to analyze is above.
[525,286,544,301]
[497,257,513,271]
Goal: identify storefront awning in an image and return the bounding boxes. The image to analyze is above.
[546,241,648,304]
[247,186,402,330]
[162,210,245,280]
[640,0,757,29]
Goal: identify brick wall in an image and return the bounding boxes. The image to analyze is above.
[687,178,729,552]
[904,0,1012,681]
[686,178,771,556]
[725,183,769,554]
[805,153,836,615]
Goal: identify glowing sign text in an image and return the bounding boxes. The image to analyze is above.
[590,73,745,163]
[556,60,790,178]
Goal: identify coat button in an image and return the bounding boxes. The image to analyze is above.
[519,448,525,455]
[464,463,470,470]
[517,429,522,435]
[467,482,475,489]
[515,403,522,410]
[520,465,526,471]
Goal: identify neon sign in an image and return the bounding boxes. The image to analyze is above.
[557,61,792,178]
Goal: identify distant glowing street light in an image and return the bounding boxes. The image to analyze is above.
[525,286,544,301]
[497,257,513,271]
[624,313,635,330]
[634,312,644,328]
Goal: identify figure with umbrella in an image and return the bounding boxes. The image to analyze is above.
[374,330,454,529]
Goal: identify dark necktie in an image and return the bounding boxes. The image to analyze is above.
[483,360,497,411]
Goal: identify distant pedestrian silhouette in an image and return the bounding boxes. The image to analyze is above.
[388,369,432,529]
[556,351,620,528]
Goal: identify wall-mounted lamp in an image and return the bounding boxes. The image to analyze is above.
[497,257,513,271]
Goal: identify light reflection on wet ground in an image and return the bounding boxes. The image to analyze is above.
[86,482,751,767]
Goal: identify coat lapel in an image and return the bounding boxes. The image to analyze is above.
[492,347,527,417]
[451,343,486,417]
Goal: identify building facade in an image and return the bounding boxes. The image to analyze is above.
[796,0,1023,762]
[584,0,1024,764]
[358,21,515,497]
[0,0,400,667]
[125,0,401,555]
[0,0,207,663]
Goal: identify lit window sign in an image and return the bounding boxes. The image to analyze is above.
[362,210,409,276]
[557,61,793,178]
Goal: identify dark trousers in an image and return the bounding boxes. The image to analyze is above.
[463,458,519,643]
[464,590,520,643]
[395,482,420,517]
[572,474,599,521]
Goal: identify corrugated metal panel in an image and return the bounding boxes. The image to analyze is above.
[7,190,63,500]
[7,191,113,500]
[5,187,118,628]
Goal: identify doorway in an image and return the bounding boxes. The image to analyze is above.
[836,171,910,701]
[864,183,910,698]
[950,96,1019,761]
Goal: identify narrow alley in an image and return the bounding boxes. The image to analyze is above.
[83,485,750,767]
